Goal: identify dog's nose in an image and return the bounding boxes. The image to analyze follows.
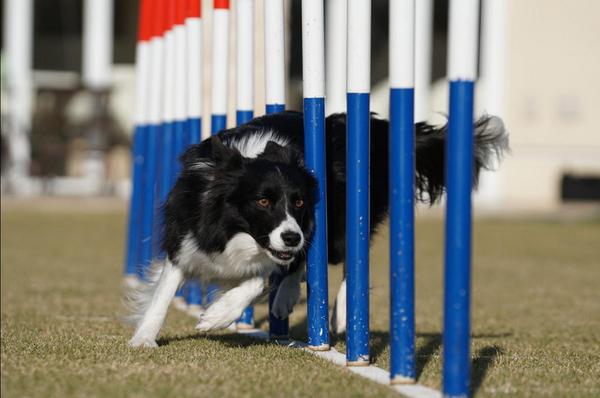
[281,231,301,247]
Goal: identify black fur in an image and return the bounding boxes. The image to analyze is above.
[164,111,508,268]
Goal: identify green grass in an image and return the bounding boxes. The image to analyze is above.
[2,203,600,397]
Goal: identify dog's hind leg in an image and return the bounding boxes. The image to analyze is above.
[128,259,183,347]
[195,277,265,331]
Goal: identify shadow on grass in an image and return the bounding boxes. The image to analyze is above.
[471,345,503,396]
[333,329,507,392]
[160,313,504,394]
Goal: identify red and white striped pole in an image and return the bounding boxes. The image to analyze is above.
[140,0,165,274]
[211,0,230,134]
[186,0,203,144]
[125,0,152,280]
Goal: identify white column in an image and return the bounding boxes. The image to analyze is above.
[415,0,432,122]
[3,0,33,194]
[325,0,346,115]
[83,0,114,90]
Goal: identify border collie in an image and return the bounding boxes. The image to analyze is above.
[127,111,508,347]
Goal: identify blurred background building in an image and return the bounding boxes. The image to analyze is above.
[1,0,599,211]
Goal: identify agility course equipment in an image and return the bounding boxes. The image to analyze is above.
[125,0,479,396]
[264,0,290,339]
[389,0,416,384]
[345,0,372,367]
[235,0,255,328]
[302,0,329,351]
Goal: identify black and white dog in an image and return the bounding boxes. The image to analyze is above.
[127,111,508,347]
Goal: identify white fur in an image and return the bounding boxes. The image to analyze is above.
[177,232,278,281]
[271,270,304,319]
[196,277,265,331]
[128,259,184,347]
[228,130,289,159]
[330,278,347,335]
[268,213,304,252]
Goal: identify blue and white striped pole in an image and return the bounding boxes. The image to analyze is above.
[265,0,288,338]
[236,0,254,126]
[389,0,416,384]
[211,0,229,134]
[444,0,479,396]
[346,0,371,366]
[179,0,204,312]
[140,0,165,275]
[185,0,203,145]
[125,0,151,280]
[302,0,329,351]
[235,0,255,328]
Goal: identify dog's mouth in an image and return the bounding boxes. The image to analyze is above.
[266,248,296,264]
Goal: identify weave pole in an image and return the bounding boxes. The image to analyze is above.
[264,0,288,338]
[140,0,165,275]
[211,0,229,134]
[125,0,151,280]
[301,0,329,351]
[389,0,416,384]
[235,0,255,328]
[444,0,479,396]
[185,0,203,145]
[155,0,176,258]
[179,0,203,310]
[324,0,346,115]
[171,0,188,181]
[346,0,371,366]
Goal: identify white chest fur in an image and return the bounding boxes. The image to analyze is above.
[175,232,278,283]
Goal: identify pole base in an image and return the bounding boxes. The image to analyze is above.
[346,358,370,367]
[236,322,255,331]
[390,375,416,385]
[269,335,291,345]
[307,343,330,352]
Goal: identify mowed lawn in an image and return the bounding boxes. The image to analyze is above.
[1,200,600,397]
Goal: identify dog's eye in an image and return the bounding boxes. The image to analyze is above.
[295,199,304,208]
[257,198,270,208]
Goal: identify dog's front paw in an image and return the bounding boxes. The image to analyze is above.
[271,275,301,320]
[195,306,237,332]
[128,336,158,348]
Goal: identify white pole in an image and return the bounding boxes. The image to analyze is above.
[83,0,114,90]
[476,0,508,206]
[2,0,33,194]
[325,0,346,115]
[236,0,254,115]
[415,0,433,123]
[480,0,507,117]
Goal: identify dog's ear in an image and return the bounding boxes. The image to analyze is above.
[261,141,304,167]
[211,136,243,169]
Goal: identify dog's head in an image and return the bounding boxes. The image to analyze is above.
[200,136,318,266]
